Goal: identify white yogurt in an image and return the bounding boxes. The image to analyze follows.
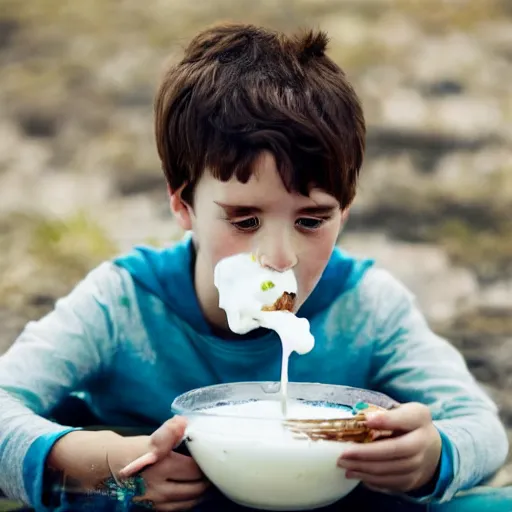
[186,400,359,511]
[214,253,315,413]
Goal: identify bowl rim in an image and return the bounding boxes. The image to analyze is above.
[171,381,398,420]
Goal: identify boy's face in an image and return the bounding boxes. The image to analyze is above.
[171,151,345,330]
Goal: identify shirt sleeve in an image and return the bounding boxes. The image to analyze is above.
[366,268,509,504]
[0,262,124,508]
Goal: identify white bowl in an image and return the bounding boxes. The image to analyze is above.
[171,382,397,511]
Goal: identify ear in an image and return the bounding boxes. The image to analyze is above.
[341,208,350,223]
[169,184,193,231]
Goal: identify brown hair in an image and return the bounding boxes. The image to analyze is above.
[155,23,365,209]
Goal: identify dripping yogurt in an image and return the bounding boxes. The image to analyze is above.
[214,252,315,414]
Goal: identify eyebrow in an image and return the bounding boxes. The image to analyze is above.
[214,202,262,215]
[298,205,338,215]
[214,202,338,216]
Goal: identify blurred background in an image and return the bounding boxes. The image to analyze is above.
[0,0,511,487]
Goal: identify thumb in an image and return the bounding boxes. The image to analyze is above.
[119,416,187,478]
[364,403,430,433]
[150,415,188,457]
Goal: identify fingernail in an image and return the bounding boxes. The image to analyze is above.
[346,471,355,479]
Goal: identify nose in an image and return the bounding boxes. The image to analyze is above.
[256,233,298,272]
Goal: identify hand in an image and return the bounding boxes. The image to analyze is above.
[337,402,442,494]
[117,416,210,511]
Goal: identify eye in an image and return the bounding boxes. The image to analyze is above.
[296,217,325,230]
[231,217,260,232]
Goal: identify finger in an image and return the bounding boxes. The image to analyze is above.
[364,483,394,494]
[150,416,188,458]
[338,455,420,476]
[142,452,205,482]
[166,452,205,482]
[340,429,423,461]
[134,479,210,503]
[345,471,418,492]
[119,417,187,478]
[364,402,431,432]
[119,451,159,479]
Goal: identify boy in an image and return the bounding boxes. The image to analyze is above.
[0,23,510,512]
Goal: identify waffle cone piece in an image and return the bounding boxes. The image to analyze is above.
[283,404,393,443]
[261,292,296,312]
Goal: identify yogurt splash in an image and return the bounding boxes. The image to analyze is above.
[214,253,315,415]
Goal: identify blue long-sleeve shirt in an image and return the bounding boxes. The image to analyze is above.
[0,234,508,509]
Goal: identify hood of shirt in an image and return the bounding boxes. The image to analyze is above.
[113,232,374,334]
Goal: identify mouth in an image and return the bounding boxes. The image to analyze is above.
[261,292,296,313]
